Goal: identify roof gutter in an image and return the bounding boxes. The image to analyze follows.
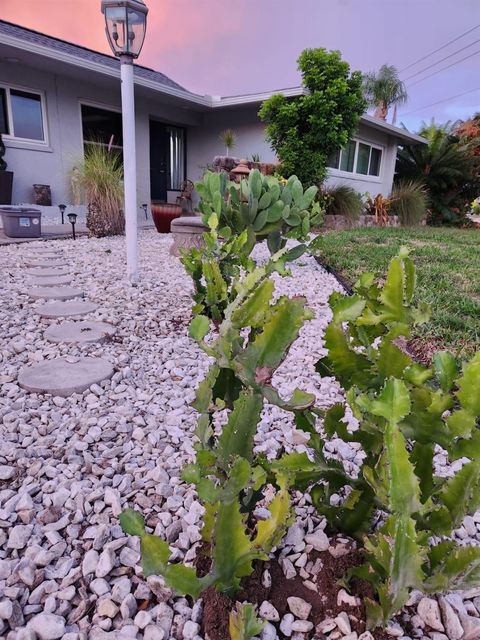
[0,31,212,107]
[0,31,428,144]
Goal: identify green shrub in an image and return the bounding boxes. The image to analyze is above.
[390,180,428,225]
[321,184,363,221]
[396,121,480,226]
[259,48,366,186]
[74,143,124,237]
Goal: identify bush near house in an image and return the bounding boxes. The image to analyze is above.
[74,143,124,238]
[396,121,480,226]
[259,48,366,186]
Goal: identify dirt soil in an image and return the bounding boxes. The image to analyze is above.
[200,537,391,640]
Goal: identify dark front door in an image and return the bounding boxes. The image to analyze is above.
[149,121,169,202]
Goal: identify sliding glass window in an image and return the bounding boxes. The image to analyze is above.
[0,85,47,142]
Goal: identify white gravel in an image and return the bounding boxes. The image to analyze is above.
[1,230,479,640]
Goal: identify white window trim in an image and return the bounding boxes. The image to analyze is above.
[328,137,385,183]
[0,82,49,146]
[78,100,123,152]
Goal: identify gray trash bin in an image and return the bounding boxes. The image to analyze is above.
[0,207,42,238]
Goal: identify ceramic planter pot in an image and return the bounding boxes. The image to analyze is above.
[151,203,182,233]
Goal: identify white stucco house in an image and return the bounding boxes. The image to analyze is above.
[0,19,425,215]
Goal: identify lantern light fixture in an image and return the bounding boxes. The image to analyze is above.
[68,212,78,240]
[101,0,148,59]
[101,0,148,283]
[58,204,67,224]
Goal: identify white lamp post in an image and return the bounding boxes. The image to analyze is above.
[101,0,148,283]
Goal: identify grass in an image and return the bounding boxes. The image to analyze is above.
[317,227,480,356]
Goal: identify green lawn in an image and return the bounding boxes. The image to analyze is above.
[316,227,480,357]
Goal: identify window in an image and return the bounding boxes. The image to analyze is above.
[0,89,8,135]
[167,126,185,190]
[327,139,382,177]
[0,85,47,142]
[81,104,123,151]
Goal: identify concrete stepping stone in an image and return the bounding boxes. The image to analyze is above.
[26,268,70,277]
[25,260,68,268]
[32,252,63,259]
[45,321,116,344]
[32,252,64,259]
[27,287,84,300]
[30,276,72,287]
[18,357,114,397]
[33,247,63,253]
[36,301,98,318]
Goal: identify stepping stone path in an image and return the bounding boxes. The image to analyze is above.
[30,275,72,287]
[15,243,115,396]
[27,286,84,300]
[36,300,98,318]
[33,247,63,254]
[18,357,114,396]
[32,252,62,259]
[26,268,70,277]
[45,321,116,344]
[26,260,68,268]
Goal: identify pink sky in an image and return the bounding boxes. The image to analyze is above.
[1,0,479,130]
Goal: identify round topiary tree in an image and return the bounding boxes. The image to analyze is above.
[259,48,366,186]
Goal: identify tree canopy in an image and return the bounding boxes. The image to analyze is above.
[259,48,366,186]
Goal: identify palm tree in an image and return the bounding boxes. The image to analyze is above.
[363,64,407,122]
[395,120,478,224]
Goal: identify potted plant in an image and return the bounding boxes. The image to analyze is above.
[0,133,14,205]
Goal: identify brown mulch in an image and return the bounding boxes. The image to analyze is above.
[200,537,390,640]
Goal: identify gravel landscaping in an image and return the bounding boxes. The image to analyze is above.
[1,230,480,640]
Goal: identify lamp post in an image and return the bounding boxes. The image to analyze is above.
[68,212,77,240]
[141,203,148,220]
[58,204,67,224]
[101,0,148,283]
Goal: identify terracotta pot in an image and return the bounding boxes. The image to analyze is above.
[151,203,182,233]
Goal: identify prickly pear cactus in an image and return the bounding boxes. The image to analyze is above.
[195,169,323,253]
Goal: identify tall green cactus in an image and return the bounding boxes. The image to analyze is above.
[302,247,480,627]
[121,246,315,598]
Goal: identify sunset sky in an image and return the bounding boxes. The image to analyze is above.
[1,0,479,131]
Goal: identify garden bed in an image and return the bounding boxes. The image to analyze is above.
[2,231,480,639]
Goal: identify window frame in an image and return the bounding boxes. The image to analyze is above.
[0,82,49,145]
[79,99,124,153]
[327,137,384,183]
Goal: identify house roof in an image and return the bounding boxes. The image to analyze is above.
[0,19,186,92]
[0,19,426,144]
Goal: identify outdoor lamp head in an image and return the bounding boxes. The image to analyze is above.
[68,213,77,224]
[58,204,66,213]
[101,0,148,58]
